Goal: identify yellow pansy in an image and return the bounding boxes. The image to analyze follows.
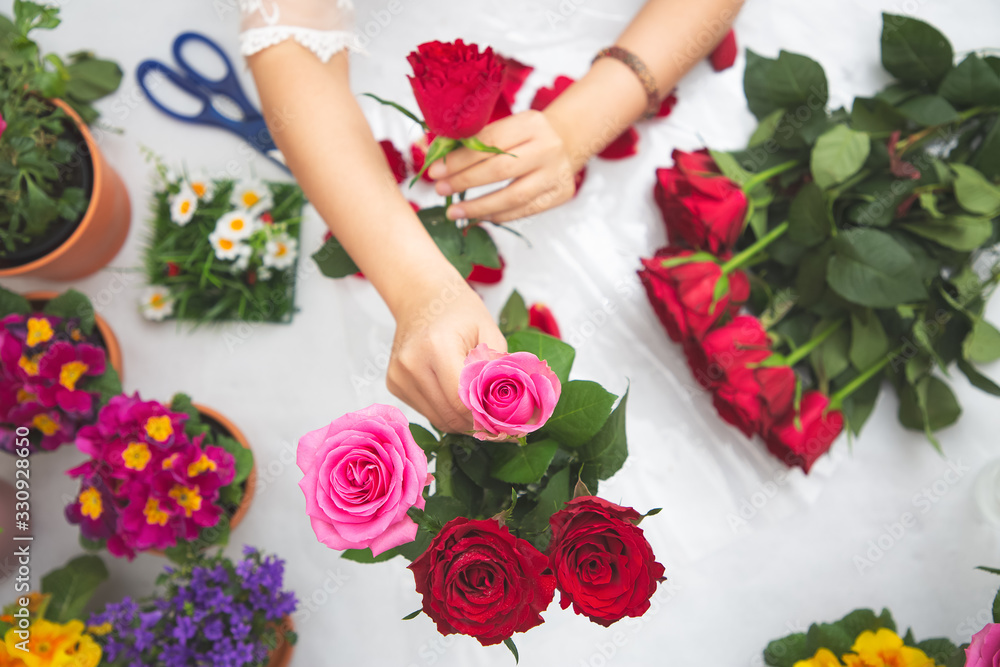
[795,648,844,667]
[842,629,938,667]
[25,318,54,347]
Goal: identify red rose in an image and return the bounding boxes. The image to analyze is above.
[533,75,640,161]
[530,75,574,111]
[409,517,555,646]
[548,496,666,627]
[762,391,844,473]
[656,91,678,118]
[638,247,749,343]
[379,139,408,184]
[709,29,738,72]
[654,149,749,254]
[468,256,505,284]
[683,316,795,436]
[528,303,561,338]
[410,132,436,183]
[407,40,506,139]
[498,55,534,107]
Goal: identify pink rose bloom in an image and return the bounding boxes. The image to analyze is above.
[458,344,562,441]
[297,404,431,556]
[967,623,1000,667]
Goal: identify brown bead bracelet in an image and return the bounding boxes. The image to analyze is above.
[593,45,662,120]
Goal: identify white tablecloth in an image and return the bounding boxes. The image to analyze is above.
[2,0,999,664]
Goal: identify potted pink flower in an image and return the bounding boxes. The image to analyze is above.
[65,392,255,562]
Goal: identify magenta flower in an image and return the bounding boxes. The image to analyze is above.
[36,341,105,414]
[0,112,6,142]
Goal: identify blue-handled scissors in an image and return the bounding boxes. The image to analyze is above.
[136,32,289,173]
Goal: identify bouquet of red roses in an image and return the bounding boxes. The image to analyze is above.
[641,13,1000,472]
[296,292,665,657]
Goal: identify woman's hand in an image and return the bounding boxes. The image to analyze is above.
[386,274,508,434]
[428,110,585,224]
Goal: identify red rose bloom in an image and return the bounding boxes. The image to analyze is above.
[528,303,561,339]
[684,316,795,436]
[548,496,666,627]
[409,517,555,646]
[709,29,738,72]
[763,390,844,473]
[654,149,749,254]
[379,139,408,184]
[407,40,506,139]
[490,55,534,122]
[638,247,749,343]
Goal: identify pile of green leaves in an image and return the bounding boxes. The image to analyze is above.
[143,174,305,324]
[763,607,965,667]
[712,13,1000,446]
[0,0,122,256]
[342,291,632,562]
[312,205,503,280]
[0,555,109,634]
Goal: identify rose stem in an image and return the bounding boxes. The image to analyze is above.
[741,160,799,194]
[782,318,846,366]
[828,353,894,410]
[720,221,789,274]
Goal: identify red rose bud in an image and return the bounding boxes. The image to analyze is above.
[407,40,506,139]
[709,29,738,72]
[656,91,678,118]
[468,256,505,284]
[598,126,639,160]
[166,262,180,277]
[379,139,408,184]
[683,316,795,436]
[260,211,274,225]
[762,390,844,473]
[548,497,666,627]
[409,517,555,646]
[654,149,749,254]
[411,132,437,183]
[638,247,749,343]
[528,303,561,339]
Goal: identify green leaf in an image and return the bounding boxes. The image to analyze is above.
[763,633,809,667]
[459,136,512,157]
[79,366,122,405]
[897,94,959,126]
[409,424,440,453]
[708,150,752,186]
[810,320,851,386]
[518,466,572,541]
[898,376,961,437]
[811,125,870,190]
[826,229,928,308]
[915,638,965,666]
[850,97,906,132]
[463,225,500,269]
[64,57,123,102]
[939,54,1000,107]
[805,622,855,658]
[43,289,95,335]
[841,374,882,436]
[964,319,1000,364]
[977,566,1000,576]
[341,547,400,563]
[748,109,785,147]
[973,116,1000,180]
[0,286,31,316]
[25,176,59,230]
[41,555,108,623]
[788,182,830,247]
[499,291,529,335]
[901,215,993,251]
[540,380,617,448]
[951,163,1000,216]
[413,136,460,183]
[504,638,519,664]
[505,330,575,384]
[743,49,829,120]
[311,236,360,278]
[881,13,954,87]
[957,359,1000,396]
[578,387,629,480]
[490,439,559,484]
[849,310,890,370]
[838,609,896,641]
[219,436,253,485]
[418,207,471,277]
[995,587,1000,624]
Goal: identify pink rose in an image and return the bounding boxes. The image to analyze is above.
[458,344,561,441]
[967,623,1000,667]
[297,404,431,556]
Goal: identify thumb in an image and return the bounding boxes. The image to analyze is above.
[479,321,508,354]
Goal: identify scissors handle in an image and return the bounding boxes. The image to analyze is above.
[136,59,218,125]
[172,32,260,119]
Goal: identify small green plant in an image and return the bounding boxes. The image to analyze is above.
[0,1,122,257]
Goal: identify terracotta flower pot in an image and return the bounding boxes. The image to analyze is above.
[266,617,296,667]
[194,403,257,533]
[24,291,124,383]
[0,99,131,280]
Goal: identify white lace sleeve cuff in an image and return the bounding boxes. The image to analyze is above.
[239,26,364,63]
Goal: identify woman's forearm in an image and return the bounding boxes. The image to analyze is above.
[546,0,744,163]
[247,42,461,317]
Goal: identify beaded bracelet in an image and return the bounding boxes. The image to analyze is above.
[593,45,661,120]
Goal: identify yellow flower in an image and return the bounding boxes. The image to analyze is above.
[162,453,179,470]
[0,642,27,667]
[143,498,170,526]
[169,485,203,517]
[842,629,938,667]
[50,633,100,667]
[15,389,36,404]
[3,619,96,667]
[144,416,173,443]
[78,488,102,520]
[58,362,89,392]
[187,453,218,477]
[25,318,54,347]
[18,355,39,377]
[795,648,845,667]
[122,442,151,471]
[31,414,59,437]
[82,624,109,638]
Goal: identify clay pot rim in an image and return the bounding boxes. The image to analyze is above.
[21,290,123,382]
[266,616,296,667]
[0,99,104,277]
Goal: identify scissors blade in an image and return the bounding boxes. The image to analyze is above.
[265,148,290,171]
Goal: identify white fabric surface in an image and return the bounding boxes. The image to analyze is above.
[1,0,999,664]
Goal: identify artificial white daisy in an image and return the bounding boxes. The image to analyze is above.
[232,243,254,272]
[209,230,248,261]
[187,173,216,201]
[230,179,273,214]
[140,286,174,321]
[169,184,198,226]
[214,210,257,241]
[262,233,298,270]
